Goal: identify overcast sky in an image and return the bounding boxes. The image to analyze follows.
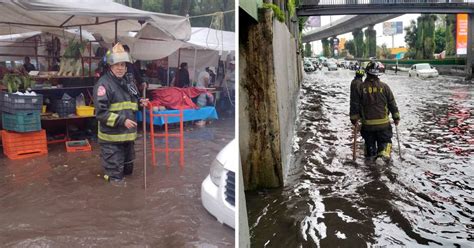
[309,14,421,55]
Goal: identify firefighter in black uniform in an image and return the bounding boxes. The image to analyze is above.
[350,61,400,160]
[94,43,147,183]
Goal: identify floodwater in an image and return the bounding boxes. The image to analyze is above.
[0,116,235,247]
[247,69,473,247]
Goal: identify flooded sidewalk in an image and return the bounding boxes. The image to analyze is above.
[0,117,235,247]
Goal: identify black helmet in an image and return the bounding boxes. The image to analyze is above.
[365,61,383,76]
[355,69,365,77]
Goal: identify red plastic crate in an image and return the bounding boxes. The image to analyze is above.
[1,130,48,159]
[65,139,92,153]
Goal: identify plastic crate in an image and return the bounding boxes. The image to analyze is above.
[65,139,92,152]
[1,130,48,160]
[76,106,95,117]
[53,99,76,117]
[0,92,43,113]
[2,112,41,132]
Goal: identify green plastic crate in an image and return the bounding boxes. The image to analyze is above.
[1,112,41,132]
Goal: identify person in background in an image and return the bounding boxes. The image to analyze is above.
[123,45,147,91]
[94,42,149,185]
[175,62,190,88]
[23,56,36,73]
[350,60,400,161]
[219,60,235,114]
[196,67,216,107]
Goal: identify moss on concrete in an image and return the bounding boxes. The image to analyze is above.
[240,9,283,190]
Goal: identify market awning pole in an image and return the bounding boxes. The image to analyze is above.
[176,48,181,86]
[192,48,197,83]
[80,26,84,77]
[89,41,92,77]
[114,20,118,44]
[34,37,39,70]
[143,87,147,189]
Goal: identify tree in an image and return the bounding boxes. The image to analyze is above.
[404,20,417,59]
[345,39,355,56]
[304,43,312,57]
[119,0,235,32]
[376,44,391,59]
[434,27,446,54]
[404,15,437,59]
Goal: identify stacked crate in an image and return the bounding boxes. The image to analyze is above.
[0,92,47,159]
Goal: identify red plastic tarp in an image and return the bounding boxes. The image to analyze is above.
[150,87,210,110]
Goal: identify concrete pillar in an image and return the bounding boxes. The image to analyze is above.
[465,13,473,80]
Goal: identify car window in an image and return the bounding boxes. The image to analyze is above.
[417,64,431,70]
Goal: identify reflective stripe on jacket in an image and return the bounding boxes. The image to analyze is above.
[349,76,400,131]
[94,71,139,143]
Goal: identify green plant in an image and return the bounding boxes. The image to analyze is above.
[288,0,296,18]
[1,74,35,93]
[262,3,285,22]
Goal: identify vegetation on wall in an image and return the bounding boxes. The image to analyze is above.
[445,14,456,56]
[262,3,285,23]
[322,38,331,57]
[364,25,376,58]
[352,28,365,58]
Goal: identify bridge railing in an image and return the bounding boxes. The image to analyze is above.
[300,0,473,5]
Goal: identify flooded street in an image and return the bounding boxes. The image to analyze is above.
[247,69,473,247]
[0,117,235,247]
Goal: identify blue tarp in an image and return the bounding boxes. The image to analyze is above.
[136,106,218,126]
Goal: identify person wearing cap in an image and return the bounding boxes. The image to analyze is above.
[93,42,149,184]
[350,59,400,161]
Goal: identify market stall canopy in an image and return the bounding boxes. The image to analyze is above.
[184,27,235,51]
[0,0,191,42]
[122,27,235,61]
[0,30,97,61]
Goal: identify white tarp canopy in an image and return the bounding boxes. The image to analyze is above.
[124,27,235,62]
[184,27,235,51]
[0,0,191,42]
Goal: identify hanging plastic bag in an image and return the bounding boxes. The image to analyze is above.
[75,93,85,106]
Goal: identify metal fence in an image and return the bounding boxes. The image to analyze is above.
[300,0,474,5]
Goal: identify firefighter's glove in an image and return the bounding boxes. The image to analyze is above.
[394,119,400,126]
[351,119,359,126]
[140,98,150,108]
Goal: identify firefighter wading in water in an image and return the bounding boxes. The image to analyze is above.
[94,42,148,183]
[350,60,400,161]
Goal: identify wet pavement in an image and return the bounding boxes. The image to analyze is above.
[247,69,473,247]
[0,116,235,247]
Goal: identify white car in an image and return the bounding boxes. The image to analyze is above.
[327,62,338,71]
[408,63,439,78]
[201,139,236,229]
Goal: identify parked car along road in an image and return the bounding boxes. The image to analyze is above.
[304,62,315,72]
[408,63,439,78]
[327,61,338,71]
[201,139,236,229]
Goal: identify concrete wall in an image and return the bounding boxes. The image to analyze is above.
[272,21,300,183]
[240,8,301,189]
